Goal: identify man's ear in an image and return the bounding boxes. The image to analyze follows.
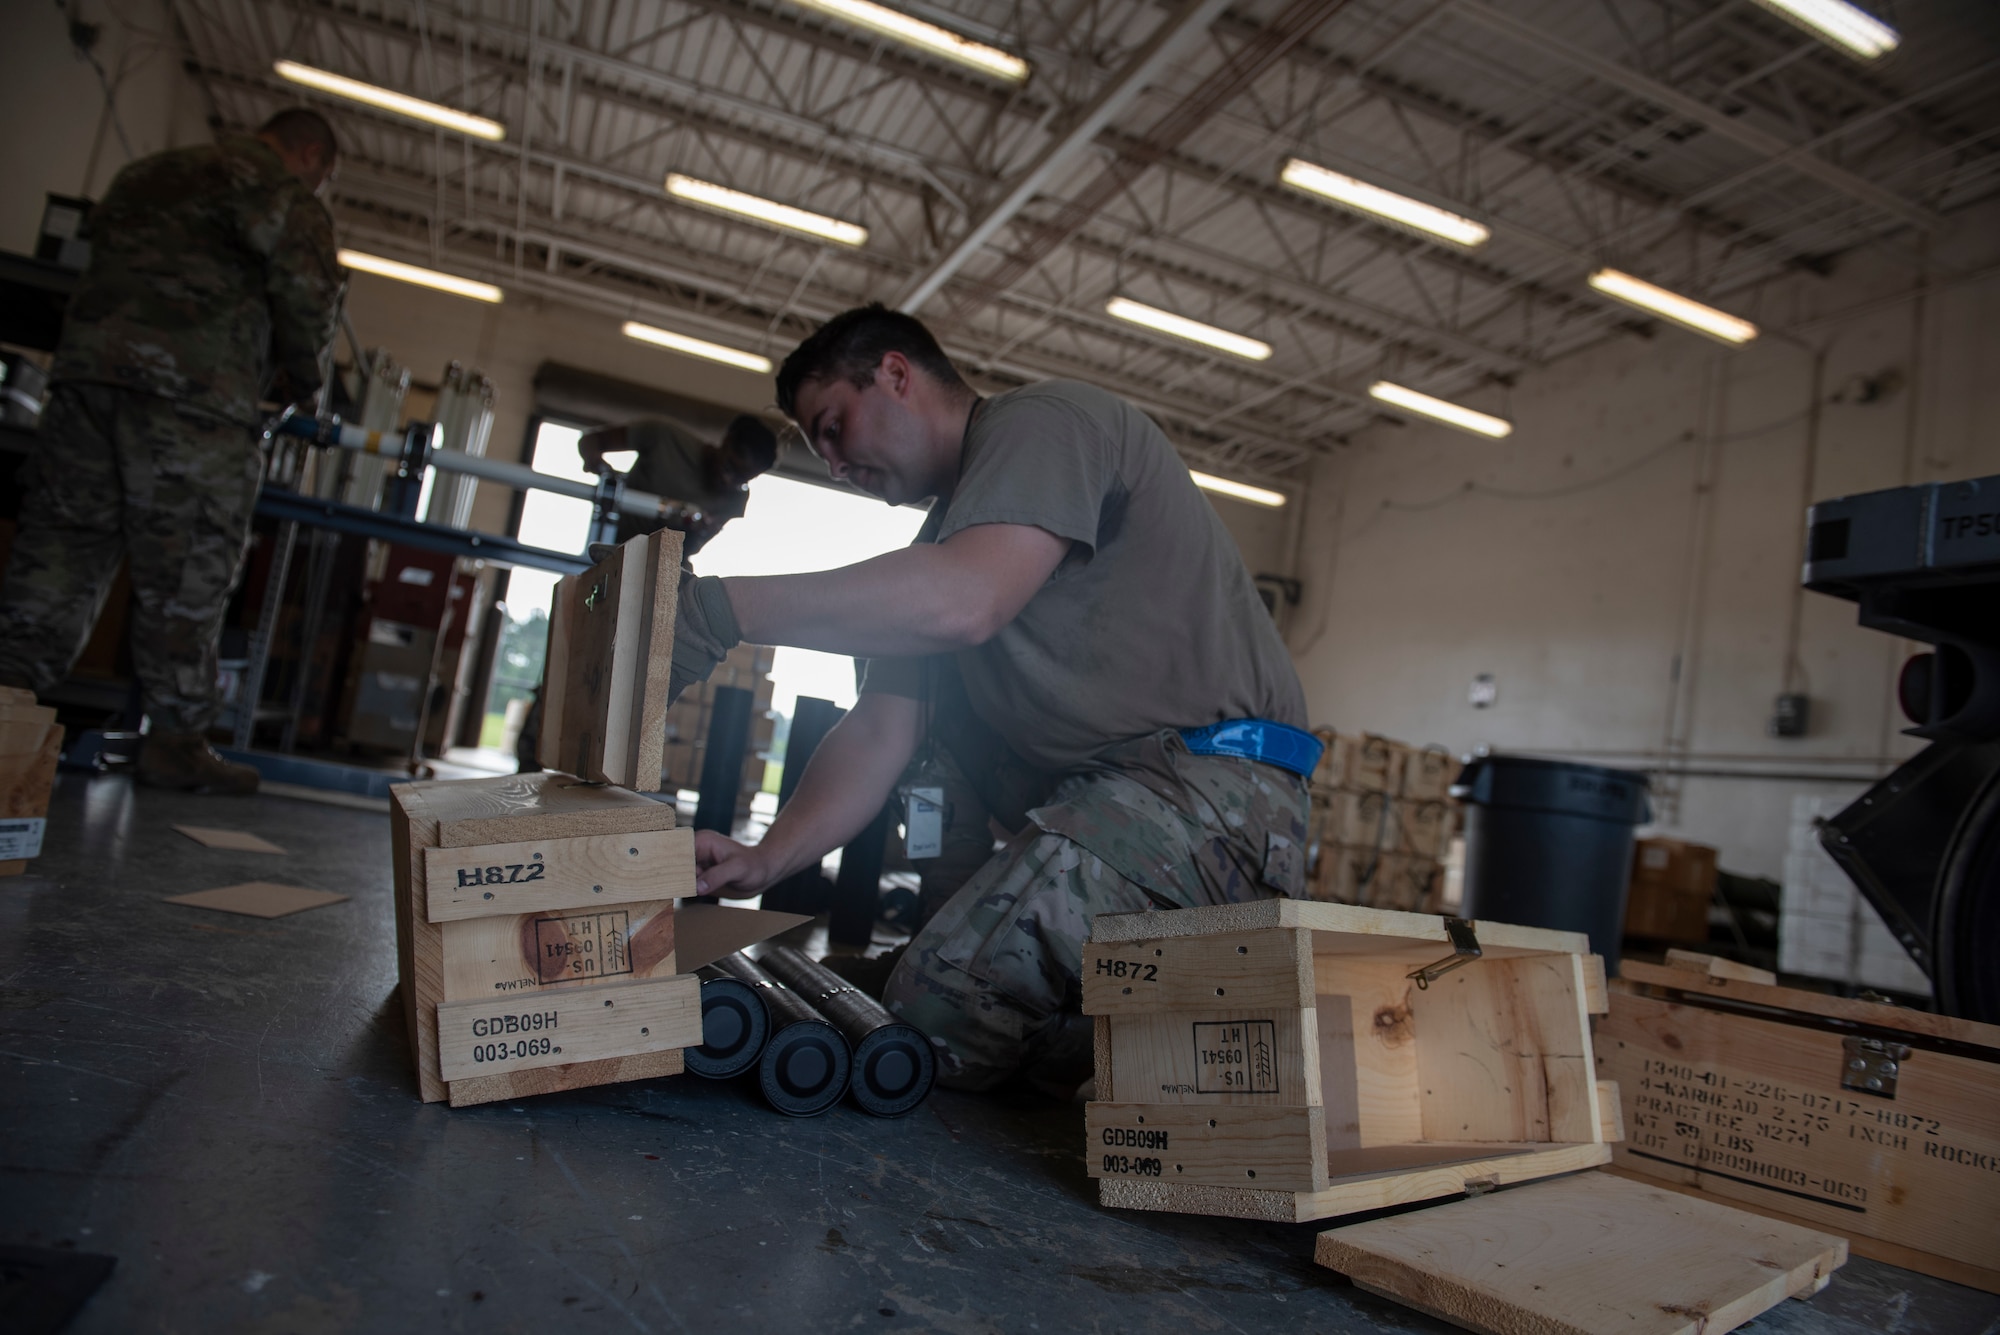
[877,350,912,401]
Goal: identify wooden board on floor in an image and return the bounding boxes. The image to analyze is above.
[537,529,681,790]
[1315,1170,1846,1335]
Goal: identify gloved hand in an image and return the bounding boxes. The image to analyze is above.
[670,565,741,704]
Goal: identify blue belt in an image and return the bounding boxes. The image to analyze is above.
[1178,719,1322,778]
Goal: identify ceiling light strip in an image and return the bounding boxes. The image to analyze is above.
[1748,0,1898,59]
[338,249,503,302]
[665,173,869,246]
[1105,297,1272,362]
[622,321,773,373]
[1368,381,1513,438]
[1279,159,1490,247]
[1190,470,1286,507]
[275,61,505,140]
[787,0,1028,81]
[1587,269,1759,344]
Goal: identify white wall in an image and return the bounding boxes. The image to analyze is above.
[1288,202,2000,879]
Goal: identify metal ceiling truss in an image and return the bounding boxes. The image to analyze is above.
[166,0,1998,483]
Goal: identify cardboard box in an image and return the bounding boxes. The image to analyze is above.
[1601,954,2000,1292]
[1624,836,1717,944]
[0,689,62,876]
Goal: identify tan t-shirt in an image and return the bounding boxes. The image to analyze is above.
[864,380,1306,774]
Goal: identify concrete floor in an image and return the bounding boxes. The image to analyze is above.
[4,772,1997,1334]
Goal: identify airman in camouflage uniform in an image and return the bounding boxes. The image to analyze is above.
[679,307,1314,1094]
[0,110,341,793]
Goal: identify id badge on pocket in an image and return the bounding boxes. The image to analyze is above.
[905,786,945,860]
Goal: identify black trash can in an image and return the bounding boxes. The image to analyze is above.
[1453,755,1652,969]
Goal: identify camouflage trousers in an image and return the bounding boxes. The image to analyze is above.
[883,729,1311,1092]
[0,384,262,734]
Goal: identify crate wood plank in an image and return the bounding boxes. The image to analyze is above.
[1581,954,1608,1015]
[1616,960,2000,1050]
[441,898,677,1000]
[419,772,676,848]
[424,828,696,922]
[1314,958,1424,1148]
[1100,1141,1612,1223]
[1599,987,2000,1282]
[1315,1170,1845,1335]
[1089,899,1587,958]
[392,783,449,1103]
[1415,955,1601,1145]
[447,1048,684,1109]
[435,973,702,1081]
[539,530,681,790]
[1100,1008,1316,1107]
[1597,1081,1626,1143]
[1081,928,1312,1016]
[1094,1015,1115,1101]
[1664,949,1777,985]
[1087,1102,1327,1191]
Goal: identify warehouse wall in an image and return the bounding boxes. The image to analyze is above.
[1289,202,2000,879]
[0,0,209,254]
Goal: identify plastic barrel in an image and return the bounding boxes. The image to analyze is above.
[758,945,936,1118]
[711,952,851,1117]
[1453,755,1652,970]
[684,970,771,1080]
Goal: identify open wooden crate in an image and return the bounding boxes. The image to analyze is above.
[1086,898,1615,1221]
[1088,901,1850,1335]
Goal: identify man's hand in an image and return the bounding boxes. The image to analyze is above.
[694,830,779,898]
[670,568,742,704]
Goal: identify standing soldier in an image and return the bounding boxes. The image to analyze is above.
[577,414,779,555]
[0,109,342,794]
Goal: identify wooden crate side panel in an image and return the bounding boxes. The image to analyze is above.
[435,973,702,1080]
[629,528,681,793]
[424,828,696,921]
[1086,1102,1327,1191]
[404,771,676,848]
[1615,962,2000,1049]
[447,1048,685,1109]
[1412,955,1598,1145]
[1599,989,2000,1275]
[1313,1169,1846,1335]
[441,898,677,1000]
[1081,928,1311,1016]
[390,784,448,1104]
[1104,1008,1317,1107]
[1094,1014,1115,1101]
[1313,958,1423,1149]
[1099,1141,1611,1224]
[551,548,629,784]
[536,577,574,774]
[1087,897,1586,956]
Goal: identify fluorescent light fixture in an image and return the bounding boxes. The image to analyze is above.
[664,173,868,246]
[1105,297,1272,362]
[622,321,773,374]
[1190,470,1286,507]
[1280,159,1489,247]
[787,0,1028,81]
[1587,269,1759,345]
[337,249,503,303]
[1368,381,1513,438]
[274,60,505,140]
[1749,0,1898,58]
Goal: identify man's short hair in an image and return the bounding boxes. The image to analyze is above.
[774,303,965,420]
[258,108,339,161]
[720,414,779,475]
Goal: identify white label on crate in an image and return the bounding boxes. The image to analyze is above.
[905,787,944,860]
[0,818,45,860]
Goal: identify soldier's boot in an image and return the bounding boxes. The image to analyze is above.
[136,734,260,795]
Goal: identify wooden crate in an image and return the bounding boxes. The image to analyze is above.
[1088,904,1850,1334]
[1601,953,2000,1292]
[538,529,682,789]
[1311,730,1404,795]
[1085,899,1616,1221]
[391,771,703,1107]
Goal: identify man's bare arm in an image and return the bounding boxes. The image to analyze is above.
[720,522,1069,659]
[694,690,921,898]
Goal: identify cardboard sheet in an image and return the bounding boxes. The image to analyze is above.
[165,882,348,918]
[674,901,811,973]
[173,825,288,854]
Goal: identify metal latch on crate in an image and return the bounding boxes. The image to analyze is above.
[1842,1037,1910,1098]
[1409,918,1483,990]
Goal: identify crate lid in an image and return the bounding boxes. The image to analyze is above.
[539,529,684,790]
[1315,1169,1846,1335]
[1619,953,2000,1053]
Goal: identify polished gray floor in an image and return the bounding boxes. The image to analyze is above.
[4,772,1996,1334]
